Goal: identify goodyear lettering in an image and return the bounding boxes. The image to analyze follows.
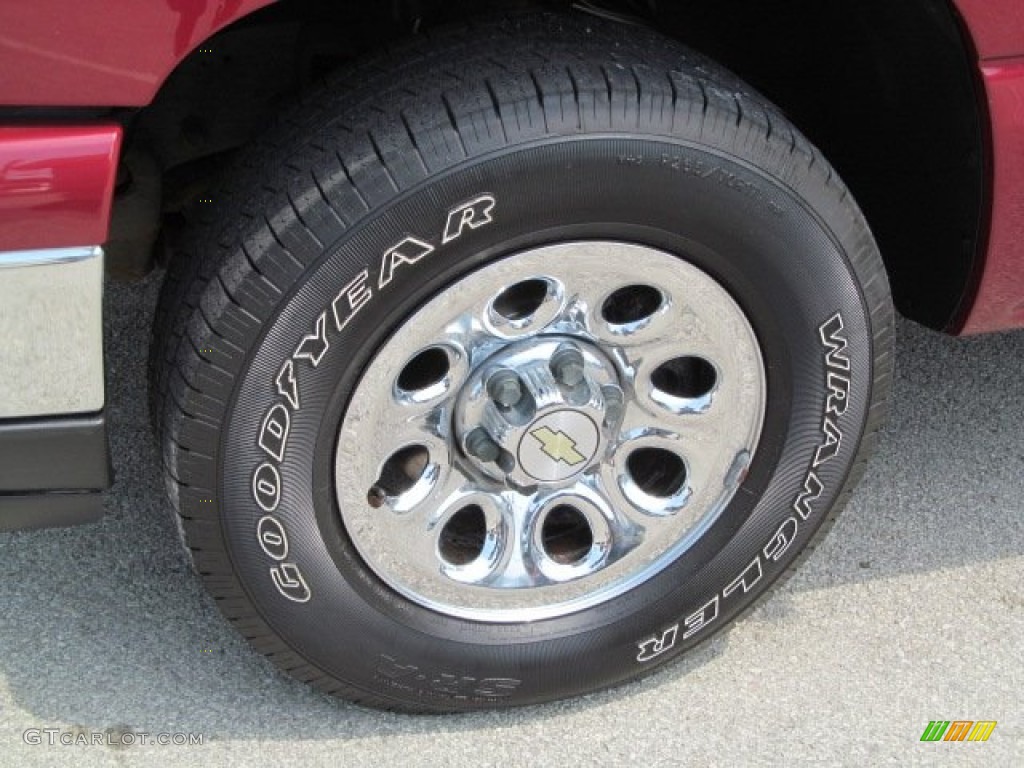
[275,359,299,411]
[269,562,311,604]
[252,463,281,513]
[256,515,289,561]
[293,311,330,367]
[258,404,290,463]
[442,195,496,243]
[378,236,434,289]
[332,269,372,332]
[252,195,497,605]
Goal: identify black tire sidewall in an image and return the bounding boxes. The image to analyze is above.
[218,136,872,709]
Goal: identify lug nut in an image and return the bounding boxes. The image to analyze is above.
[551,344,585,387]
[487,369,523,407]
[465,428,501,463]
[603,386,624,427]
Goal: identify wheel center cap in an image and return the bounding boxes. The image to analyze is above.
[454,336,623,489]
[519,410,600,482]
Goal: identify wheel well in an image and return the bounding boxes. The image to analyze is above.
[129,0,984,331]
[650,0,985,332]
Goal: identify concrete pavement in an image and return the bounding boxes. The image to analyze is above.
[0,272,1020,767]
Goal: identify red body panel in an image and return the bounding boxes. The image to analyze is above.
[0,0,1022,333]
[0,0,273,106]
[0,126,121,251]
[960,60,1024,333]
[953,0,1024,333]
[951,0,1024,59]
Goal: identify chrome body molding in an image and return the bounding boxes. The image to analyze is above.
[0,246,104,419]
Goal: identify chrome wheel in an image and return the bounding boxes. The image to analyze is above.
[335,242,766,621]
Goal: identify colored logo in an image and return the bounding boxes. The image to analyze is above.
[529,426,586,466]
[920,721,997,742]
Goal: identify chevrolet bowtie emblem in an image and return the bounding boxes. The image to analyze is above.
[529,426,586,466]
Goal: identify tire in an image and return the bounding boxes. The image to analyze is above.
[151,13,893,712]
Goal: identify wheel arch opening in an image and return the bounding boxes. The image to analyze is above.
[649,0,987,332]
[135,0,986,332]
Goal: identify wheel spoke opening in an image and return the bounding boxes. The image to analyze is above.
[650,356,718,413]
[396,346,451,401]
[439,504,487,566]
[541,505,594,565]
[368,444,430,506]
[492,278,550,321]
[601,284,665,330]
[486,276,565,337]
[627,447,687,498]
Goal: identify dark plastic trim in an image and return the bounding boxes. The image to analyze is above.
[0,412,111,491]
[0,411,111,530]
[0,492,104,532]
